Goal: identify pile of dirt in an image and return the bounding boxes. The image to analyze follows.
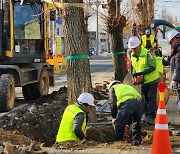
[52,124,180,151]
[0,128,34,146]
[0,87,68,146]
[0,86,179,152]
[0,87,108,147]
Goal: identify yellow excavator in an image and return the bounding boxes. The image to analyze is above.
[0,0,58,112]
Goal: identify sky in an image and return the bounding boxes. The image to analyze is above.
[155,0,180,22]
[87,0,180,32]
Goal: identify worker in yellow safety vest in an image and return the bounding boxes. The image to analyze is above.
[108,80,144,146]
[56,93,95,142]
[154,49,170,82]
[141,29,158,51]
[128,36,159,125]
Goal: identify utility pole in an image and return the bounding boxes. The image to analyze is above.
[95,0,100,55]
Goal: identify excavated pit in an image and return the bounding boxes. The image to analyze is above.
[0,86,179,151]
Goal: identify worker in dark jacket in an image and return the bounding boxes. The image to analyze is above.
[56,93,95,142]
[166,29,180,113]
[108,80,144,146]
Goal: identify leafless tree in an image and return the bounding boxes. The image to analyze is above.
[106,0,128,82]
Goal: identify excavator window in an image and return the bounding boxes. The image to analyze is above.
[14,2,41,39]
[13,2,44,55]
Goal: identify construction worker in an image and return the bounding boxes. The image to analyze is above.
[46,48,53,59]
[128,36,159,125]
[154,49,170,82]
[166,29,180,113]
[141,29,158,51]
[108,80,144,146]
[56,93,95,142]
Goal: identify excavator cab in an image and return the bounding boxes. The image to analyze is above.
[1,0,47,63]
[0,0,54,112]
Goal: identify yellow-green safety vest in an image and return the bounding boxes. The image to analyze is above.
[56,104,86,142]
[112,84,142,107]
[156,56,163,73]
[141,35,155,48]
[131,47,159,84]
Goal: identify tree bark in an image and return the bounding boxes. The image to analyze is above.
[107,0,127,82]
[62,0,92,103]
[137,0,150,33]
[148,0,154,24]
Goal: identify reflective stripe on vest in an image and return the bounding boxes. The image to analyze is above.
[141,35,155,48]
[113,84,142,107]
[156,56,163,73]
[56,104,86,142]
[131,47,159,84]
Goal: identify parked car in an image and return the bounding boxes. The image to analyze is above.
[89,47,96,56]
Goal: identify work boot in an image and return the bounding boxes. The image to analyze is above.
[172,130,180,136]
[131,140,141,146]
[145,118,154,125]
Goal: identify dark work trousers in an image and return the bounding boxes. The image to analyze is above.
[141,82,158,120]
[114,99,143,142]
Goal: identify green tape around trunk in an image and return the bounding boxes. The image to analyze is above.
[112,51,125,56]
[65,54,89,61]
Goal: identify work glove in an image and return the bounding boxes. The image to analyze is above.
[112,118,116,129]
[170,81,180,90]
[132,72,143,77]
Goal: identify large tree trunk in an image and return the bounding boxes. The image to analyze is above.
[62,0,92,103]
[107,0,127,82]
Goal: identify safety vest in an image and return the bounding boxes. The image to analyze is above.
[112,84,142,107]
[56,104,86,142]
[141,35,155,48]
[131,47,159,84]
[156,56,163,73]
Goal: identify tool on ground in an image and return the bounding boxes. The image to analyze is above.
[87,121,112,126]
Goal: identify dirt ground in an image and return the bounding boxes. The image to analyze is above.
[0,86,180,153]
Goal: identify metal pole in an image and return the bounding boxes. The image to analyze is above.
[96,6,99,55]
[0,0,3,9]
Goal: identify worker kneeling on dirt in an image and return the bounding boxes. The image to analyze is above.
[56,93,95,142]
[108,80,144,146]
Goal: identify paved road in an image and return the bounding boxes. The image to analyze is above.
[15,53,114,96]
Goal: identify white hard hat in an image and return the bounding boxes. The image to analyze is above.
[128,36,141,49]
[145,29,151,34]
[108,80,121,89]
[77,93,95,106]
[166,29,179,43]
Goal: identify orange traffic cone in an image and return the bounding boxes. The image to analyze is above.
[151,82,172,154]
